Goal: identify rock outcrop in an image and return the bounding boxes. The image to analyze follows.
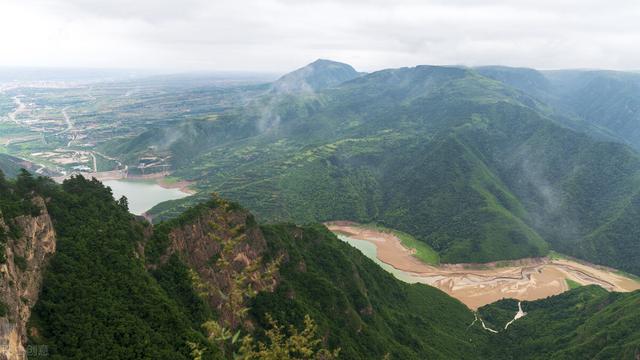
[149,198,278,329]
[0,198,56,360]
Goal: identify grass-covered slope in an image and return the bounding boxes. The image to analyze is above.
[251,224,482,359]
[146,66,552,263]
[107,63,640,273]
[545,70,640,150]
[478,286,640,359]
[144,194,486,359]
[18,175,483,359]
[0,154,24,178]
[6,174,640,359]
[27,176,211,360]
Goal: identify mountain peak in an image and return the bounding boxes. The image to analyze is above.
[272,59,360,94]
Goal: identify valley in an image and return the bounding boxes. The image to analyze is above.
[3,60,640,358]
[103,178,192,215]
[4,1,640,357]
[327,221,640,309]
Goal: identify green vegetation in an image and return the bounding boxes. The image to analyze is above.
[479,286,640,359]
[547,250,567,260]
[7,62,640,276]
[4,63,640,358]
[362,223,439,264]
[0,172,637,359]
[252,223,484,359]
[0,169,48,265]
[28,176,209,359]
[565,278,582,289]
[237,315,340,360]
[115,62,640,275]
[19,176,485,359]
[13,255,27,271]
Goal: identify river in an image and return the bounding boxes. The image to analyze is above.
[337,234,422,283]
[330,222,640,309]
[104,179,190,215]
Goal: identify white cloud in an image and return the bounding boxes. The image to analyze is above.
[1,0,639,72]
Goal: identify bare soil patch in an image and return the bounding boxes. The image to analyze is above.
[326,221,640,309]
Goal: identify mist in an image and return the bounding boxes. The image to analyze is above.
[2,0,640,72]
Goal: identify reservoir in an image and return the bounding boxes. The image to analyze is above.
[336,234,420,283]
[330,222,640,309]
[104,179,190,215]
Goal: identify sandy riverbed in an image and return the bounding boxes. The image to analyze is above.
[326,221,640,309]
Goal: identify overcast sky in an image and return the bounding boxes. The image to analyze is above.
[1,0,640,73]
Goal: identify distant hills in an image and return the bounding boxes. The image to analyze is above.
[478,66,640,149]
[271,59,361,94]
[103,59,640,275]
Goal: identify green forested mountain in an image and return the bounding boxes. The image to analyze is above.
[10,174,482,359]
[3,173,639,359]
[271,59,361,93]
[479,286,640,359]
[478,66,640,150]
[104,61,640,274]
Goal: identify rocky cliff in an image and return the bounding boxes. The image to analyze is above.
[0,198,56,360]
[148,198,278,330]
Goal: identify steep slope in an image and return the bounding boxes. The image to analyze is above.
[141,65,640,272]
[479,286,640,359]
[27,176,210,360]
[147,66,551,263]
[253,224,482,359]
[0,172,56,360]
[101,62,640,273]
[5,171,640,359]
[479,67,640,149]
[15,174,483,359]
[145,195,485,359]
[547,70,640,149]
[0,154,43,178]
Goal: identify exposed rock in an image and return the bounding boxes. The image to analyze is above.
[150,201,277,328]
[0,198,56,360]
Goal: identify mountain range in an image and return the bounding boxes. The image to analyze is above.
[101,59,640,275]
[1,172,639,359]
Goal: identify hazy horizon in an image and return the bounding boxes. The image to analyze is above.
[2,0,640,73]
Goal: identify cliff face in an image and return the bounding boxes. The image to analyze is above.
[160,206,266,271]
[151,200,277,329]
[0,198,56,360]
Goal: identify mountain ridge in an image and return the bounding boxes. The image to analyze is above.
[95,61,640,275]
[271,58,361,94]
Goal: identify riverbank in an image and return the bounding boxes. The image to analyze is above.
[53,170,196,195]
[326,221,640,309]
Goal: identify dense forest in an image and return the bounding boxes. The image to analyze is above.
[1,171,639,358]
[479,286,640,359]
[104,61,640,275]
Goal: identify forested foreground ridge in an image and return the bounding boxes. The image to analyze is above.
[100,60,640,276]
[1,171,639,359]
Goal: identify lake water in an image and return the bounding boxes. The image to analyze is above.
[104,179,190,215]
[336,234,420,283]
